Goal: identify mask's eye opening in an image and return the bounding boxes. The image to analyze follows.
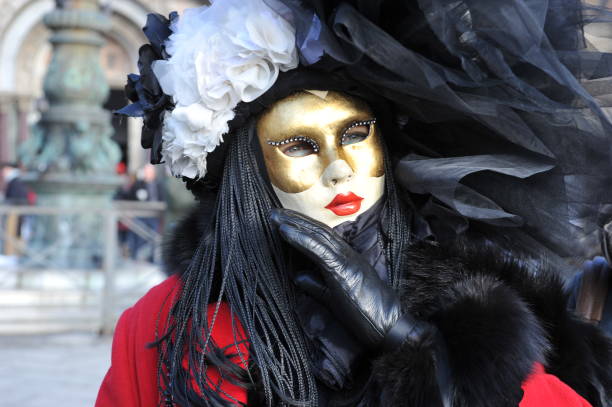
[281,140,316,157]
[341,119,376,146]
[267,136,320,157]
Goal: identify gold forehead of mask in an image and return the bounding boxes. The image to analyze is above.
[256,91,384,193]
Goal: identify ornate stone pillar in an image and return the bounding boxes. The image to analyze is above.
[19,0,122,268]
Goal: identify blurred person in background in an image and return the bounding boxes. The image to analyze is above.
[1,162,29,205]
[0,162,34,256]
[118,164,165,261]
[568,218,612,336]
[114,172,138,257]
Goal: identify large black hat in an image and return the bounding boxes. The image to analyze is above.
[119,0,612,262]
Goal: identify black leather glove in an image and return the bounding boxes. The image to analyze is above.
[271,208,432,350]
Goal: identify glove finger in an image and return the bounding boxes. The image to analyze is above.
[278,223,345,276]
[294,271,330,304]
[271,208,323,228]
[271,208,346,252]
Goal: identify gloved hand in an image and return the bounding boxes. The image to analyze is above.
[270,208,432,350]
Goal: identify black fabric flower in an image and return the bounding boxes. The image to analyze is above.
[116,12,177,164]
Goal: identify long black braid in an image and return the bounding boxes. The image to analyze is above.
[157,122,318,406]
[379,144,413,288]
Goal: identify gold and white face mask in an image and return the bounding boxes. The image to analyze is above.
[257,91,385,227]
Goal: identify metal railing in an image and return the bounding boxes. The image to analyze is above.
[0,201,168,334]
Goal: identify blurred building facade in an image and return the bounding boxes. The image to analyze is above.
[0,0,205,172]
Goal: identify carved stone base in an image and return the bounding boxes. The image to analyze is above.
[22,172,122,269]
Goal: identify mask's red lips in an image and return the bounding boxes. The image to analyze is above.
[325,192,364,216]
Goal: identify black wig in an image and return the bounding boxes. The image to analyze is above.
[156,117,412,406]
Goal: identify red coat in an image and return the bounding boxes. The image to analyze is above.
[96,276,592,407]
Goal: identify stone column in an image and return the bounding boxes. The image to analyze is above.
[19,0,122,269]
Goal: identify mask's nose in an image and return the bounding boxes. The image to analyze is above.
[321,160,354,187]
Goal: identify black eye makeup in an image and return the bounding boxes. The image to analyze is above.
[341,119,376,146]
[267,136,320,157]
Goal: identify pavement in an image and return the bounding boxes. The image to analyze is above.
[0,332,112,407]
[0,261,166,406]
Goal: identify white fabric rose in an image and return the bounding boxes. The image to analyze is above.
[152,0,299,178]
[161,108,235,178]
[226,57,277,102]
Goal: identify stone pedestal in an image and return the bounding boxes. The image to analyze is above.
[19,0,122,269]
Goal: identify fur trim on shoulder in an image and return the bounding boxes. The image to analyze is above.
[434,274,547,405]
[372,329,443,406]
[374,256,548,407]
[449,243,612,407]
[374,240,612,407]
[509,260,612,407]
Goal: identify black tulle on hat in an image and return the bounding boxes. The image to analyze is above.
[119,0,612,262]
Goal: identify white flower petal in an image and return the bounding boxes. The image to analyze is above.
[172,103,214,132]
[226,58,278,102]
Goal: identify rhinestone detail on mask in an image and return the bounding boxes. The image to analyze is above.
[267,136,320,153]
[341,119,376,140]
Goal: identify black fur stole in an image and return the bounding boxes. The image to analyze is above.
[373,242,612,407]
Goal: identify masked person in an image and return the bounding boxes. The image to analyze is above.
[96,1,612,406]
